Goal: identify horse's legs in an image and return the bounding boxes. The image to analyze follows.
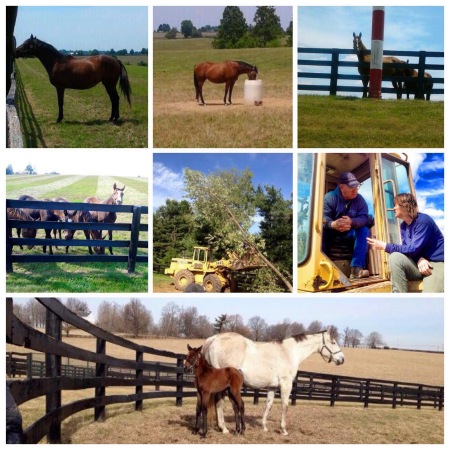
[279,382,291,436]
[362,76,369,98]
[56,87,65,122]
[228,81,236,104]
[228,389,245,434]
[104,84,120,121]
[197,81,205,105]
[83,230,93,254]
[262,389,276,432]
[215,395,230,434]
[193,393,201,434]
[43,229,53,255]
[108,230,114,255]
[393,81,402,100]
[16,228,23,250]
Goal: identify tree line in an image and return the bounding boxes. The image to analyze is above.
[154,167,293,292]
[157,6,293,48]
[13,298,386,349]
[58,48,148,56]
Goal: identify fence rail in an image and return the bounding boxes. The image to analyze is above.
[6,200,148,273]
[298,47,444,98]
[6,298,444,444]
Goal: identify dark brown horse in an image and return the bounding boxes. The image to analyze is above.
[15,195,63,254]
[63,210,105,254]
[83,183,125,255]
[194,60,257,105]
[15,35,132,122]
[184,345,245,437]
[7,207,36,250]
[404,69,433,100]
[352,32,408,99]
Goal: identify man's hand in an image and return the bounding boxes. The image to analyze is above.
[417,257,433,276]
[332,215,352,232]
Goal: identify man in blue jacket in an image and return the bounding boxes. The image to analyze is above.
[367,193,444,293]
[323,172,371,279]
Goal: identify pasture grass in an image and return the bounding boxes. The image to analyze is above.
[153,38,292,148]
[8,337,443,444]
[15,56,148,148]
[6,175,148,293]
[298,95,444,148]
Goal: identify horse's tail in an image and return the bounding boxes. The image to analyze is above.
[193,70,200,95]
[118,60,132,107]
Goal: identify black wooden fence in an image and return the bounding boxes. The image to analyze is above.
[298,48,444,98]
[6,298,444,444]
[6,199,148,273]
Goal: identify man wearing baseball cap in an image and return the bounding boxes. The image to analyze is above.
[322,172,371,279]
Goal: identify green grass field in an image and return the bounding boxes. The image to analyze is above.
[298,95,444,148]
[153,38,292,148]
[6,175,148,293]
[15,56,148,148]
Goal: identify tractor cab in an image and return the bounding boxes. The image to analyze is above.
[298,153,421,293]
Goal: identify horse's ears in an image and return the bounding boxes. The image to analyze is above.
[198,345,203,352]
[113,183,117,190]
[187,344,192,350]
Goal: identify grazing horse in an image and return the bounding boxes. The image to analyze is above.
[203,330,344,436]
[194,60,258,105]
[352,32,408,99]
[184,345,245,437]
[404,69,433,100]
[84,183,125,255]
[15,35,132,122]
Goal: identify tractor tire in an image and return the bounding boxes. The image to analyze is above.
[173,269,195,291]
[203,274,222,293]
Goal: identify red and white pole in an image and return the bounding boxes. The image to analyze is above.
[369,6,385,99]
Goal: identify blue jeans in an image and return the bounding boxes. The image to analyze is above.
[323,226,370,268]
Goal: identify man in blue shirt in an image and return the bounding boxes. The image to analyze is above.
[367,193,444,293]
[323,172,371,279]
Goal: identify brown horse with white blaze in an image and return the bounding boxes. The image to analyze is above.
[194,60,258,105]
[15,35,132,122]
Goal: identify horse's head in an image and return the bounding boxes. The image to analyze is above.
[184,344,203,373]
[352,32,363,53]
[112,183,125,205]
[248,66,258,80]
[63,210,78,240]
[319,329,345,365]
[21,219,39,249]
[15,34,39,58]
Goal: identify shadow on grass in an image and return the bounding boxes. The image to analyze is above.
[15,67,47,148]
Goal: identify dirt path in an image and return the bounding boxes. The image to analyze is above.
[153,97,292,116]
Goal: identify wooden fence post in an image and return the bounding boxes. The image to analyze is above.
[6,220,13,273]
[416,51,427,99]
[364,380,370,408]
[417,385,423,409]
[330,49,339,95]
[253,389,260,405]
[45,307,62,444]
[392,382,398,409]
[135,351,143,411]
[128,206,142,274]
[176,357,184,407]
[330,376,338,407]
[95,338,106,421]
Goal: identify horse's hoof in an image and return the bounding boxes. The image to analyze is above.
[281,430,288,436]
[221,429,230,434]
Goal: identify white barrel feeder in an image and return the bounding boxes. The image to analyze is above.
[244,79,263,105]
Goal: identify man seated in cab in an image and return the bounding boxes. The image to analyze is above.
[322,172,371,279]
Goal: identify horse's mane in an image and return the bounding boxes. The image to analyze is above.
[235,60,258,71]
[34,37,63,58]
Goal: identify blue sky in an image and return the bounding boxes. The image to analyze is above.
[298,6,444,100]
[153,152,293,215]
[13,297,444,352]
[408,153,444,232]
[14,6,148,52]
[153,6,292,31]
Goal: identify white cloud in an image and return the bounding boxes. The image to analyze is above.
[152,162,185,209]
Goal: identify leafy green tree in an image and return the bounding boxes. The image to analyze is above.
[286,20,293,47]
[255,185,293,276]
[6,164,13,175]
[153,199,197,266]
[181,20,194,38]
[24,163,35,174]
[157,23,170,33]
[165,28,178,39]
[252,6,283,47]
[212,6,248,49]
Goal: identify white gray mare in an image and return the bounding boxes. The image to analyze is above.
[202,330,345,435]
